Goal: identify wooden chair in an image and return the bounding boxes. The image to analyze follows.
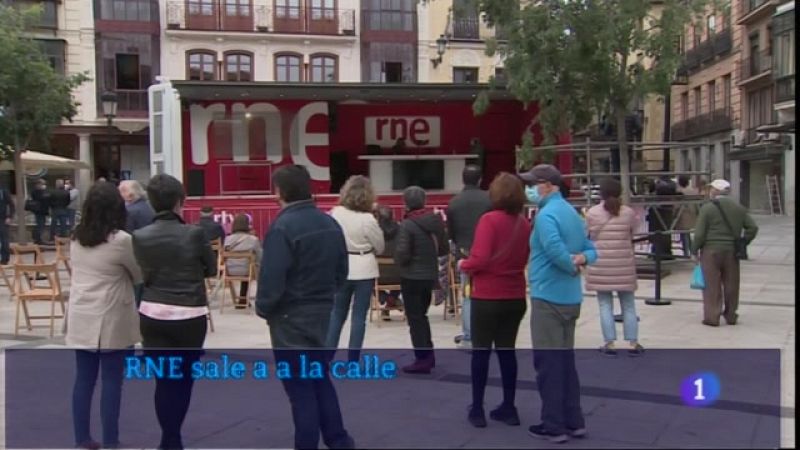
[1,261,14,301]
[443,253,462,321]
[205,238,223,296]
[13,262,65,337]
[6,244,45,296]
[371,257,404,326]
[219,250,257,314]
[54,237,72,276]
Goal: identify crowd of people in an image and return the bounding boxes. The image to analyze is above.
[47,159,759,449]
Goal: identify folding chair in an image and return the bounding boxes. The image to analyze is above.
[7,244,45,296]
[219,250,257,314]
[205,238,223,296]
[54,237,72,276]
[0,261,13,301]
[371,257,404,326]
[444,252,462,321]
[13,262,66,337]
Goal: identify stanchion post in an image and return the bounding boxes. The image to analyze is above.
[646,236,672,306]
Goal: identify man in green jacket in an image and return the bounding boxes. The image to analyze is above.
[692,179,759,326]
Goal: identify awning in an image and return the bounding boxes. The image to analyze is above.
[169,81,519,103]
[756,121,796,134]
[0,150,90,171]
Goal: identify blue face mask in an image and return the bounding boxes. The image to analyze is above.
[525,185,541,205]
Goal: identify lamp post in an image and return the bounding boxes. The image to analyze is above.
[100,91,117,182]
[431,34,447,68]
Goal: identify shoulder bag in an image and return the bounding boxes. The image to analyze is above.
[711,200,748,260]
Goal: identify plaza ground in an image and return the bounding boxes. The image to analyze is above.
[0,215,794,448]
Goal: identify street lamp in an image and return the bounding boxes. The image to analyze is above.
[101,91,118,126]
[431,34,447,68]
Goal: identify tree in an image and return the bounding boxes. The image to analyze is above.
[0,4,89,242]
[476,0,711,200]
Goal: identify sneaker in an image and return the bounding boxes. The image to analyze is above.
[381,310,391,321]
[528,424,569,443]
[489,405,520,426]
[456,339,472,350]
[724,314,739,325]
[628,344,645,357]
[402,356,434,374]
[701,320,719,327]
[569,427,587,438]
[454,334,464,344]
[599,343,617,356]
[468,405,487,428]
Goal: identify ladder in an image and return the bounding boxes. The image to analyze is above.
[766,175,784,216]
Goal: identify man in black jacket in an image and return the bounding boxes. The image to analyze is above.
[0,184,15,264]
[395,186,449,374]
[256,165,354,450]
[196,206,226,242]
[446,165,491,348]
[29,179,51,245]
[49,179,71,238]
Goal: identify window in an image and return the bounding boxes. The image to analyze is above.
[310,54,337,82]
[275,54,302,82]
[276,0,301,18]
[774,31,795,77]
[453,67,479,83]
[708,80,716,112]
[225,0,251,16]
[188,0,215,15]
[310,0,335,19]
[384,62,403,83]
[225,52,252,81]
[693,24,702,47]
[37,39,66,75]
[693,86,701,116]
[115,54,141,89]
[706,15,716,36]
[187,51,217,80]
[99,0,154,21]
[364,0,415,32]
[494,67,506,83]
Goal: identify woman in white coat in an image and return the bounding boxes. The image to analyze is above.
[66,181,143,449]
[585,178,644,357]
[326,175,385,361]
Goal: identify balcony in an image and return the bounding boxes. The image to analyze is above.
[7,0,57,29]
[361,9,416,33]
[99,89,148,118]
[166,1,356,36]
[96,0,158,21]
[681,29,732,75]
[738,0,779,25]
[775,75,795,104]
[671,108,733,140]
[452,16,480,40]
[739,51,772,84]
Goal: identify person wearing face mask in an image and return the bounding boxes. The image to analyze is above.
[519,164,597,444]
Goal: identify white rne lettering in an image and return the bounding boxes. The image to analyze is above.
[365,116,441,148]
[290,102,330,182]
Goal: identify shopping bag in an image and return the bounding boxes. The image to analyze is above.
[690,265,705,290]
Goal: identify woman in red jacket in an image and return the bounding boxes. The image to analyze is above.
[459,172,532,428]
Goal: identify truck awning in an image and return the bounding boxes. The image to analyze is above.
[169,81,519,103]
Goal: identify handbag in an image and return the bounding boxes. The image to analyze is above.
[690,264,705,290]
[711,200,749,260]
[24,199,39,212]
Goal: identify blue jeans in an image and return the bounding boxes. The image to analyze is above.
[597,291,638,343]
[460,271,471,341]
[53,209,70,238]
[67,209,77,231]
[326,279,375,361]
[72,350,127,447]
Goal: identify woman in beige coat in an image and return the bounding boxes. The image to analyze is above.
[224,214,262,309]
[585,178,644,357]
[66,181,142,449]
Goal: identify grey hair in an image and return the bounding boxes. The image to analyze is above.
[120,180,146,201]
[403,186,426,211]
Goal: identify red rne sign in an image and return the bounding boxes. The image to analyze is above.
[365,116,441,148]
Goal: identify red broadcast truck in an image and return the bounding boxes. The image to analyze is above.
[148,80,572,237]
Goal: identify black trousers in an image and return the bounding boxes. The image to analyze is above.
[139,315,207,450]
[470,299,526,408]
[0,221,10,264]
[400,279,435,360]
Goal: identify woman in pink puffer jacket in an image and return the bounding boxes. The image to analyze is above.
[585,178,644,357]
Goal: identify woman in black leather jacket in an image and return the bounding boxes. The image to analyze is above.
[394,186,449,374]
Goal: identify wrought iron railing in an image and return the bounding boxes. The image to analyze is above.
[775,75,795,104]
[361,9,416,32]
[166,0,356,35]
[740,51,772,81]
[671,108,732,141]
[452,16,480,40]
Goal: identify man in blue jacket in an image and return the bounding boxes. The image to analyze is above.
[521,164,597,444]
[255,165,354,449]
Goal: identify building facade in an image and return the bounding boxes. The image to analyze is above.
[727,0,793,214]
[769,1,794,215]
[671,1,739,193]
[416,0,504,83]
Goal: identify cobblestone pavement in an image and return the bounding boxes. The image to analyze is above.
[0,214,794,448]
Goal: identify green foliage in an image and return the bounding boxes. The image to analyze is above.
[0,4,89,156]
[475,0,712,177]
